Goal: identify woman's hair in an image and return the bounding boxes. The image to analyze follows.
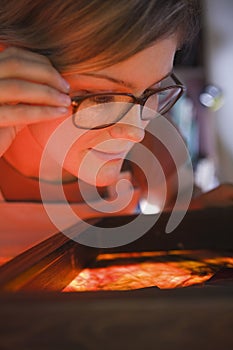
[0,0,201,73]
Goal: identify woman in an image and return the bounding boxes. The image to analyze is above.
[0,0,232,256]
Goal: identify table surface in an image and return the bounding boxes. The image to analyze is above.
[0,286,233,350]
[0,207,233,349]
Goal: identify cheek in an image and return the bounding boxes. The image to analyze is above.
[29,117,97,158]
[28,118,67,148]
[28,118,91,177]
[29,118,105,171]
[64,147,124,186]
[62,138,88,175]
[29,118,128,186]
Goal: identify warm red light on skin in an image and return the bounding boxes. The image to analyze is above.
[4,37,177,187]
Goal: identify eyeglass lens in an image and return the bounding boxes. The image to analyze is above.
[72,75,183,129]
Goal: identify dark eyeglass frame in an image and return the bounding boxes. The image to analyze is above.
[71,72,186,129]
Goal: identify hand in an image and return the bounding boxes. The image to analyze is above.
[0,46,71,156]
[190,184,233,209]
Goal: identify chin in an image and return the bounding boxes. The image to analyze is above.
[78,160,123,187]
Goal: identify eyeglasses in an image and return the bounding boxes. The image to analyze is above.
[71,73,185,130]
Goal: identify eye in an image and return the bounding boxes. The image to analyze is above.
[71,90,91,97]
[141,88,157,98]
[90,95,115,104]
[142,82,160,95]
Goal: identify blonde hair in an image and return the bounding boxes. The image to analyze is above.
[0,0,200,73]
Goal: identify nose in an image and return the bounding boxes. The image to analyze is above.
[109,105,146,143]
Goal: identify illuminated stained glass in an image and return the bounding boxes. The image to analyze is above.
[63,250,233,292]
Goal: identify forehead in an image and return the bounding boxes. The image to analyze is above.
[90,36,178,91]
[64,36,178,93]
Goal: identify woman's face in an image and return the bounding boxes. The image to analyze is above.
[29,36,178,186]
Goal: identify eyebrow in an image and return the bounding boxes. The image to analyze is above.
[81,70,173,90]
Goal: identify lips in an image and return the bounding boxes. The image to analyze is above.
[90,148,128,160]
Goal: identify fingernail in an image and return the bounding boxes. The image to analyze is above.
[59,94,71,106]
[111,125,123,136]
[55,107,69,114]
[61,78,70,92]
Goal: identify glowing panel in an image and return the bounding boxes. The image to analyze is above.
[63,250,233,292]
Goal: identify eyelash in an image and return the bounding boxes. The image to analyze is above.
[70,90,92,97]
[71,86,159,98]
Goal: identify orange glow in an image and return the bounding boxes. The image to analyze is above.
[63,250,233,292]
[0,257,12,267]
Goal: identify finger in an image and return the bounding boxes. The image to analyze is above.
[0,47,70,93]
[0,104,70,126]
[0,79,71,107]
[0,46,51,64]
